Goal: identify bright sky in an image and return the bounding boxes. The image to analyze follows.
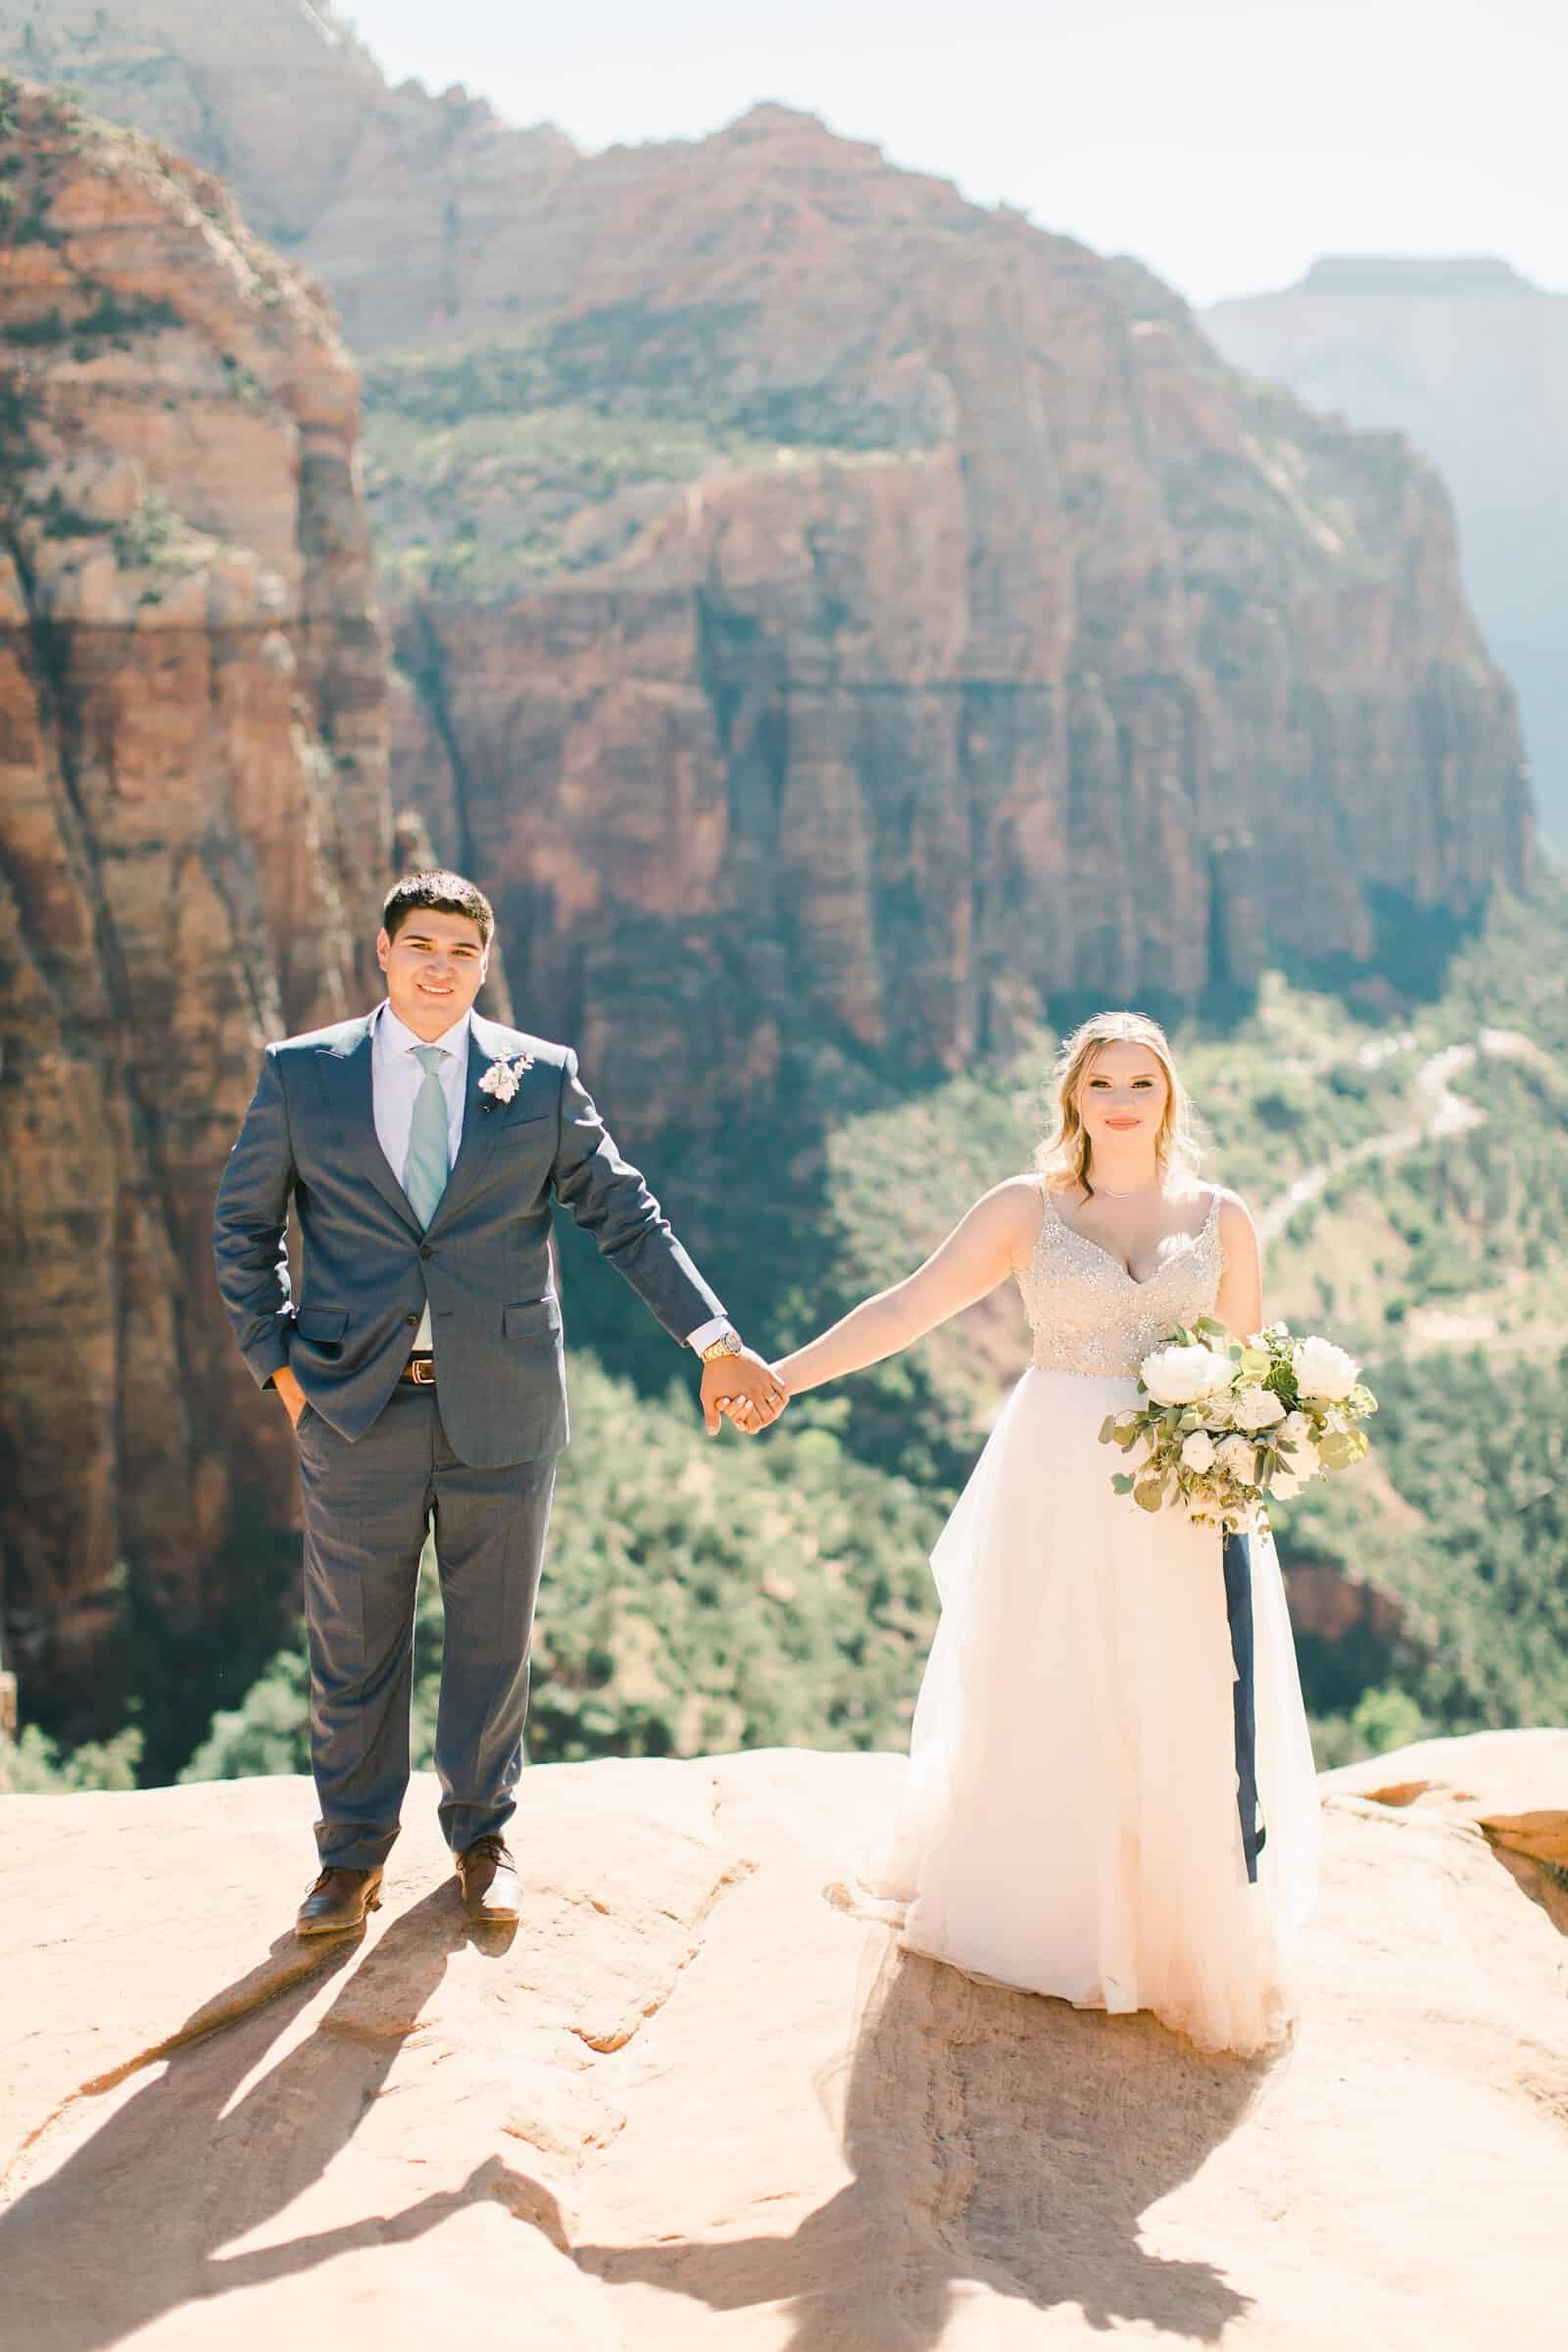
[333,0,1565,306]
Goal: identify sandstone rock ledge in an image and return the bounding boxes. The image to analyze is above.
[2,1735,1564,2350]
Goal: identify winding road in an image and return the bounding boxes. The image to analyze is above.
[1255,1029,1544,1249]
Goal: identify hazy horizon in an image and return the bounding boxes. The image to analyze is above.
[332,0,1566,308]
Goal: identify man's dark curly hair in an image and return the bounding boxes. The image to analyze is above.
[382,868,494,947]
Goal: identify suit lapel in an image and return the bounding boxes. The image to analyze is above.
[312,1013,423,1236]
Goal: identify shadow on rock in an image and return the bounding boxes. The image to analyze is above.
[2,1886,501,2352]
[574,1937,1278,2347]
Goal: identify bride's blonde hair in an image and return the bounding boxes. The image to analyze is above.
[1035,1009,1201,1199]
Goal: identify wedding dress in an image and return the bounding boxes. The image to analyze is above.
[866,1182,1321,2057]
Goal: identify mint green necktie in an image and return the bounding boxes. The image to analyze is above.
[405,1044,450,1228]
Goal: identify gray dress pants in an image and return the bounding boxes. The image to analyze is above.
[295,1382,556,1870]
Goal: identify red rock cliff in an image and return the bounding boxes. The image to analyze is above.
[379,110,1534,1136]
[0,79,389,1733]
[5,21,1536,1139]
[1204,257,1568,843]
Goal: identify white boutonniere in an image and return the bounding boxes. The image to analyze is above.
[477,1051,535,1110]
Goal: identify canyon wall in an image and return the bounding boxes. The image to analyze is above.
[2,15,1536,1144]
[0,78,389,1731]
[1206,257,1568,843]
[0,0,579,333]
[378,110,1534,1135]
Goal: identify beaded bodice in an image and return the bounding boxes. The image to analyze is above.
[1016,1184,1223,1378]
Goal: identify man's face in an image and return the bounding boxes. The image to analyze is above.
[377,908,489,1039]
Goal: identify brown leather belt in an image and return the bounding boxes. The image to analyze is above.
[399,1354,437,1386]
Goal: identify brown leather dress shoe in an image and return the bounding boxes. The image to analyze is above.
[456,1835,520,1923]
[296,1865,383,1936]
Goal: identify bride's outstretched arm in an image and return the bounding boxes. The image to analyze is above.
[771,1178,1040,1396]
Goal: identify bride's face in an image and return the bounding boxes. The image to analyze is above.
[1076,1040,1170,1152]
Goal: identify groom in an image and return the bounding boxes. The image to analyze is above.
[214,870,787,1935]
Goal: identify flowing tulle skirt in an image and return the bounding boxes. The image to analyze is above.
[864,1367,1321,2056]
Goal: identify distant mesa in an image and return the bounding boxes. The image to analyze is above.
[1294,255,1543,297]
[1205,249,1567,840]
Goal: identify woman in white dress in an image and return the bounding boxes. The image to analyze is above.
[771,1011,1320,2057]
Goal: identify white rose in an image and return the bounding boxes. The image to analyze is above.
[1141,1342,1234,1408]
[1278,1410,1313,1446]
[1268,1467,1304,1500]
[1216,1434,1258,1483]
[1180,1430,1217,1473]
[1232,1385,1286,1433]
[1292,1335,1359,1402]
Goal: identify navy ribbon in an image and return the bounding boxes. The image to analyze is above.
[1222,1531,1266,1881]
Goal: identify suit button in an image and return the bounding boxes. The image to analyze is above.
[406,1312,418,1327]
[419,1244,434,1259]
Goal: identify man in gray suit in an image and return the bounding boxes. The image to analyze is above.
[214,870,787,1935]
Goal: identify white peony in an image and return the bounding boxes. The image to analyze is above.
[1141,1342,1234,1408]
[1232,1385,1286,1433]
[1180,1430,1217,1473]
[1292,1335,1359,1401]
[1216,1434,1258,1483]
[1278,1410,1313,1446]
[1268,1466,1304,1501]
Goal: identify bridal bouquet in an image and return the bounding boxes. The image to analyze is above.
[1100,1319,1377,1532]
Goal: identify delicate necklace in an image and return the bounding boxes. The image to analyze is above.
[1095,1178,1160,1198]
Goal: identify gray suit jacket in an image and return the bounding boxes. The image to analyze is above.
[213,1009,725,1466]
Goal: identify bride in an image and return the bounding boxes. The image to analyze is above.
[771,1010,1320,2056]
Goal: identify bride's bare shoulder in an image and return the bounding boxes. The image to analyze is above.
[1203,1183,1258,1249]
[976,1173,1051,1264]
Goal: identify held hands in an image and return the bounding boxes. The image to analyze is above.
[701,1346,789,1438]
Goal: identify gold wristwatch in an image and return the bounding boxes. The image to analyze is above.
[700,1328,744,1364]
